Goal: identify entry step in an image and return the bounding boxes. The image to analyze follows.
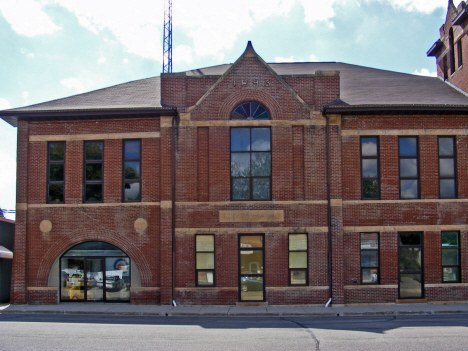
[236,302,269,307]
[396,299,428,304]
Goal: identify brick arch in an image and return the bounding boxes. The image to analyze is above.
[218,89,282,121]
[36,231,153,287]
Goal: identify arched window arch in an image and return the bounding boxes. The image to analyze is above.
[230,102,271,200]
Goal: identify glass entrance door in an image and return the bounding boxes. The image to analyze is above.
[86,258,103,301]
[398,232,424,299]
[239,235,265,302]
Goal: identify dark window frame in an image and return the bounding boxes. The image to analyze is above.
[83,140,104,203]
[398,136,420,199]
[195,234,215,287]
[47,141,65,204]
[288,233,309,286]
[450,28,456,74]
[438,136,457,199]
[441,231,461,283]
[360,136,380,200]
[238,234,266,302]
[360,233,380,285]
[122,139,141,203]
[457,40,463,68]
[230,127,272,201]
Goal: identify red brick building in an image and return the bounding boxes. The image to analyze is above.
[2,19,468,305]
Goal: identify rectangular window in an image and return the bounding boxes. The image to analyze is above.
[439,136,457,199]
[196,235,214,287]
[84,141,103,202]
[457,41,463,68]
[123,140,141,202]
[399,136,419,199]
[361,233,379,284]
[231,127,271,200]
[289,234,308,285]
[48,142,65,203]
[442,231,460,283]
[361,136,380,199]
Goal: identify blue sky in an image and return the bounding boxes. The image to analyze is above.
[0,0,451,219]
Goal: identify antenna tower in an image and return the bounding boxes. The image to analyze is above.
[162,0,172,73]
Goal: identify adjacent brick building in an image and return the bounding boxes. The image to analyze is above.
[2,3,468,304]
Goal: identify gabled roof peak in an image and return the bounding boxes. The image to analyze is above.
[242,41,258,58]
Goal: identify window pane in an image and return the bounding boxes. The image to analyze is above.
[399,232,421,246]
[399,274,422,298]
[124,162,140,180]
[361,137,377,156]
[439,137,454,156]
[399,248,421,271]
[196,235,214,252]
[49,164,64,181]
[362,180,379,199]
[251,153,271,176]
[196,253,214,269]
[231,129,250,151]
[361,250,379,267]
[61,258,85,301]
[290,270,307,285]
[85,184,102,202]
[124,140,140,159]
[240,276,263,300]
[251,128,271,151]
[361,233,378,249]
[289,252,307,268]
[231,153,250,177]
[400,179,418,199]
[439,158,455,177]
[252,178,270,200]
[442,249,459,266]
[289,234,307,251]
[232,178,249,199]
[362,268,379,284]
[240,235,263,248]
[400,159,418,177]
[440,179,456,198]
[362,159,378,178]
[85,142,103,160]
[86,164,103,181]
[197,271,214,286]
[124,182,140,201]
[443,267,459,282]
[49,142,65,161]
[399,137,417,156]
[442,232,459,247]
[48,184,64,203]
[240,251,263,274]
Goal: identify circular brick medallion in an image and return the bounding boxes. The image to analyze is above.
[134,218,148,232]
[40,220,52,233]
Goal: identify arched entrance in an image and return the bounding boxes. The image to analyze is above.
[60,242,130,302]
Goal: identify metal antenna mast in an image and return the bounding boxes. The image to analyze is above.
[162,0,172,73]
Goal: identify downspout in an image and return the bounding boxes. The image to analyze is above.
[322,107,333,307]
[171,110,180,306]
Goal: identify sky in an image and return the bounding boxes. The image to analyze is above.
[0,0,453,220]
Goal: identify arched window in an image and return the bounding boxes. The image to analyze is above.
[230,102,271,200]
[449,28,455,74]
[60,242,130,302]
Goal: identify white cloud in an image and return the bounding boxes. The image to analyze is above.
[0,0,61,36]
[0,149,17,220]
[123,58,129,64]
[0,98,11,110]
[60,77,87,93]
[22,91,29,99]
[173,45,193,64]
[374,0,444,14]
[413,68,437,77]
[309,54,318,62]
[97,56,106,64]
[275,56,295,63]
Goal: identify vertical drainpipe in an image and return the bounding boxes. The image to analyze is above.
[322,107,333,306]
[171,109,180,306]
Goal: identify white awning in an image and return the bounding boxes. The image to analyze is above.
[0,246,13,259]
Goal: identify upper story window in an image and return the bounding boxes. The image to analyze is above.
[399,137,419,199]
[457,40,463,68]
[123,140,141,202]
[48,142,65,203]
[438,136,457,199]
[230,102,271,201]
[84,141,103,202]
[449,28,456,74]
[361,137,380,199]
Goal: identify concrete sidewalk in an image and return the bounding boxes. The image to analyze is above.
[2,302,468,317]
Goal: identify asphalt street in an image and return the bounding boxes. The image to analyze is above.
[0,313,468,350]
